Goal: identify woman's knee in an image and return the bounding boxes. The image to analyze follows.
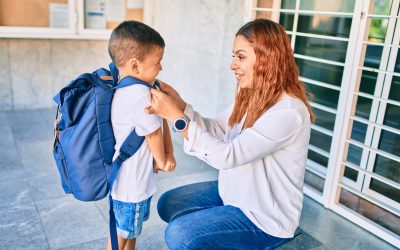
[157,190,175,223]
[158,181,219,223]
[165,218,192,250]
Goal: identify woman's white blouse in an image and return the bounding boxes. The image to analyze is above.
[183,96,311,238]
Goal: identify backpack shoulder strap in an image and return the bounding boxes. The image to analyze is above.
[108,128,145,250]
[113,76,156,90]
[108,75,159,250]
[107,76,158,188]
[107,129,144,188]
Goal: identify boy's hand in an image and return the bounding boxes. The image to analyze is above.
[163,152,176,172]
[153,158,160,174]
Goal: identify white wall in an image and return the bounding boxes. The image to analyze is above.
[0,39,110,110]
[0,0,246,115]
[149,0,246,117]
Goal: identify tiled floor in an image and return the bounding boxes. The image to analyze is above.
[0,108,397,250]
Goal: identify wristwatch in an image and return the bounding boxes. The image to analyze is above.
[172,115,190,132]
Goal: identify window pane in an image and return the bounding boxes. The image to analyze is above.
[256,11,274,20]
[346,143,363,165]
[367,18,389,43]
[308,149,328,167]
[388,76,400,101]
[305,170,324,193]
[296,58,344,86]
[279,13,294,31]
[355,96,373,119]
[256,12,294,31]
[378,130,400,156]
[350,121,368,143]
[370,178,400,203]
[300,0,356,12]
[84,0,143,29]
[305,82,339,109]
[371,153,400,203]
[383,104,400,130]
[359,70,378,95]
[256,0,296,9]
[282,0,296,9]
[310,129,332,152]
[297,15,352,38]
[0,0,70,28]
[373,155,400,183]
[314,108,335,131]
[344,167,358,181]
[394,47,400,73]
[344,143,363,182]
[363,45,383,69]
[295,36,348,63]
[369,0,393,15]
[339,188,400,236]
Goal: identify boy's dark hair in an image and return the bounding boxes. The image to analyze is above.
[108,20,165,66]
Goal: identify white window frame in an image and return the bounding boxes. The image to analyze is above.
[361,6,400,211]
[246,0,400,246]
[0,1,77,39]
[245,0,362,204]
[329,0,400,246]
[0,0,153,40]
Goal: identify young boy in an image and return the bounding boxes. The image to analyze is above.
[107,20,175,250]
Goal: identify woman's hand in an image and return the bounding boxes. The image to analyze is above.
[158,81,186,112]
[145,81,185,121]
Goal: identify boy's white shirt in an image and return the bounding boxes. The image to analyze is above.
[111,84,162,203]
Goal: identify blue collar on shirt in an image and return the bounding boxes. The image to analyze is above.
[116,76,160,90]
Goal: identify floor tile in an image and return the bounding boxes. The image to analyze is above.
[38,108,58,127]
[17,140,55,168]
[36,196,108,249]
[299,197,396,249]
[57,238,107,250]
[0,113,24,172]
[0,169,33,208]
[6,110,52,144]
[279,229,323,249]
[0,204,49,249]
[24,166,66,202]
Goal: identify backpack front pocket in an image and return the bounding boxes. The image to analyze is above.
[53,139,72,194]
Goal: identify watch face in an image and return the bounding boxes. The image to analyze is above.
[175,119,187,131]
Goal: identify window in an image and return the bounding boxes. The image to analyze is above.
[0,0,147,39]
[251,0,400,246]
[253,0,357,196]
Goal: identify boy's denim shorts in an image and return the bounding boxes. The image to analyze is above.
[112,196,152,239]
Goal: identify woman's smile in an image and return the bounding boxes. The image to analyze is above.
[235,73,244,81]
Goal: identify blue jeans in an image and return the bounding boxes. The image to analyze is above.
[157,181,292,250]
[112,196,152,239]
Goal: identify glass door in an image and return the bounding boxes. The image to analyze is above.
[254,0,358,202]
[337,0,400,241]
[251,0,400,245]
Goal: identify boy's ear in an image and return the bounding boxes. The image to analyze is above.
[129,58,140,73]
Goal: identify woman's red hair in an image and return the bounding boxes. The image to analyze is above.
[228,18,315,128]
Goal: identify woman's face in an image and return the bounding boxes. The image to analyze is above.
[230,35,256,89]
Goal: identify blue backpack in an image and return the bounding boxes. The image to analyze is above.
[52,63,156,250]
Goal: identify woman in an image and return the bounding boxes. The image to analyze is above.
[146,18,314,249]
